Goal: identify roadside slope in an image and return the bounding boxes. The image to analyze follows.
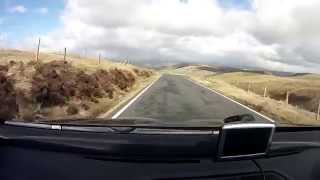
[170,65,320,126]
[0,49,155,122]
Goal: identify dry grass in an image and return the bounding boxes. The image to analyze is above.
[38,75,159,123]
[214,72,320,113]
[171,66,320,126]
[0,49,155,121]
[0,49,140,73]
[96,74,160,118]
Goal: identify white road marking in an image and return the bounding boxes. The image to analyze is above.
[187,78,275,123]
[111,76,162,119]
[112,74,275,123]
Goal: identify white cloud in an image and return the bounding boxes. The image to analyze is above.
[8,5,27,13]
[35,7,48,14]
[22,0,320,73]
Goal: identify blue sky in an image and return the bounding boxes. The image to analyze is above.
[0,0,64,43]
[218,0,252,10]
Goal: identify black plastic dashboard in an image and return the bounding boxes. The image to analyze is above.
[1,124,320,180]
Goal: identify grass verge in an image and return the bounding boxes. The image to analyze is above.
[170,66,320,126]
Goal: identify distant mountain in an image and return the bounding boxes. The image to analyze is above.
[197,66,240,73]
[154,62,198,70]
[154,61,314,77]
[290,73,312,77]
[170,63,198,69]
[196,65,304,77]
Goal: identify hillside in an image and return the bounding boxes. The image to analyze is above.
[171,65,320,126]
[0,49,155,122]
[214,72,320,113]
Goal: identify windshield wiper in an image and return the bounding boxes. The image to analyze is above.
[31,117,163,125]
[4,120,139,133]
[6,116,224,128]
[4,114,258,134]
[3,120,216,134]
[7,117,165,128]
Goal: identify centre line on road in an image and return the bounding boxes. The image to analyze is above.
[111,75,162,119]
[186,77,275,123]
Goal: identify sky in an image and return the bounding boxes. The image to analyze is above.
[1,0,320,73]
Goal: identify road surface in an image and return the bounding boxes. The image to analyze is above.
[112,74,273,123]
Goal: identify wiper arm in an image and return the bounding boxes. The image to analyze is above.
[32,117,165,126]
[6,114,260,134]
[4,120,216,134]
[5,121,63,130]
[6,117,165,128]
[4,121,134,133]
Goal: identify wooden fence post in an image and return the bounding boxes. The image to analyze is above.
[36,38,41,61]
[64,48,67,61]
[263,87,267,98]
[99,54,101,64]
[286,91,289,104]
[317,100,320,121]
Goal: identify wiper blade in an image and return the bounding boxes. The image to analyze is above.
[5,121,63,130]
[4,120,216,134]
[33,117,165,125]
[8,116,224,128]
[4,121,134,133]
[5,114,265,133]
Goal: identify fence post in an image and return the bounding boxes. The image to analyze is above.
[247,82,251,93]
[317,100,320,121]
[263,87,267,98]
[36,38,41,61]
[64,48,67,61]
[99,54,101,64]
[286,91,289,104]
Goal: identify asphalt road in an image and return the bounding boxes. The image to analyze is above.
[114,74,273,123]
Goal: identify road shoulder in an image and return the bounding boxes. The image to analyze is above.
[99,74,162,118]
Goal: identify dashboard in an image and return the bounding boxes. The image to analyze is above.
[0,124,320,180]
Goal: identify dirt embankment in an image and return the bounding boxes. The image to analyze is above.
[0,65,18,120]
[0,60,153,122]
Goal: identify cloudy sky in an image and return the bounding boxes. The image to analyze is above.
[1,0,320,73]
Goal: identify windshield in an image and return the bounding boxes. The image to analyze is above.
[0,0,319,127]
